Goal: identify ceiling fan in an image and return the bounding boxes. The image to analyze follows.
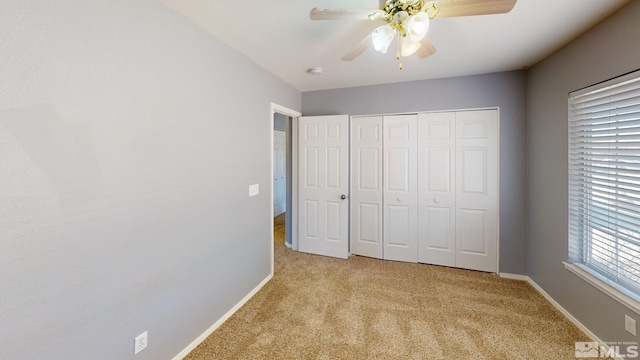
[310,0,517,68]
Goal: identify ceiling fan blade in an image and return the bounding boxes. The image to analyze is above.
[310,8,380,20]
[434,0,517,18]
[341,33,373,61]
[416,37,437,59]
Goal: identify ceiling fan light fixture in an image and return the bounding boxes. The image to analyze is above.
[372,25,395,54]
[392,10,409,25]
[405,11,429,41]
[311,0,519,67]
[400,35,421,57]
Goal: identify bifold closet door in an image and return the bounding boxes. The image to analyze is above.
[417,112,456,267]
[350,115,418,262]
[383,115,418,262]
[455,110,498,272]
[351,110,497,270]
[350,116,383,259]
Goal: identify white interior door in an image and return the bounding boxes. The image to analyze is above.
[298,115,349,259]
[383,114,418,263]
[350,116,383,259]
[273,130,286,216]
[417,112,456,266]
[455,110,498,272]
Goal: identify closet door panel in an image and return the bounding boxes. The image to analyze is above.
[383,115,418,263]
[455,110,498,273]
[350,116,383,259]
[417,112,456,266]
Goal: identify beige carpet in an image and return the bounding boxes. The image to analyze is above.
[274,213,285,245]
[185,244,595,359]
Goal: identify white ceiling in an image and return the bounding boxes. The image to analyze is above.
[162,0,631,92]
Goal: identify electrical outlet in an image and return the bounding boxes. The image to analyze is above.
[134,331,148,355]
[625,315,636,336]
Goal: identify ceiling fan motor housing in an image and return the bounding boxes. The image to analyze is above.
[382,0,425,17]
[379,0,438,35]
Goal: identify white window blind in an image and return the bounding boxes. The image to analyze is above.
[568,69,640,298]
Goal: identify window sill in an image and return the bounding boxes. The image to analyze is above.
[563,262,640,315]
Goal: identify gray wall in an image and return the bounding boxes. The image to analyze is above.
[526,1,640,342]
[274,112,287,131]
[303,71,528,274]
[0,1,300,359]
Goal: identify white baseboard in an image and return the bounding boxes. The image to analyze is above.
[285,242,291,249]
[172,274,273,360]
[525,277,603,342]
[499,273,621,360]
[498,272,530,281]
[500,273,602,341]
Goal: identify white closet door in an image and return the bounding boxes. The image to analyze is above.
[383,114,418,263]
[298,115,350,259]
[417,112,456,266]
[273,130,286,216]
[350,116,384,259]
[455,110,498,272]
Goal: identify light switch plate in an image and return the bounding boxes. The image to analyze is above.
[249,184,260,197]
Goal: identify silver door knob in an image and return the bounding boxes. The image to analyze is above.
[433,198,439,204]
[340,194,347,200]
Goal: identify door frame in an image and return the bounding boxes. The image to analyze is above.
[270,103,301,275]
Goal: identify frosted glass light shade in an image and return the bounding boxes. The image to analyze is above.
[401,35,421,57]
[405,12,429,42]
[372,25,395,54]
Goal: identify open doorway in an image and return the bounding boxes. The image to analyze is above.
[270,103,301,274]
[273,112,290,247]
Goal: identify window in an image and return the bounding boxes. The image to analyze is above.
[568,69,640,306]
